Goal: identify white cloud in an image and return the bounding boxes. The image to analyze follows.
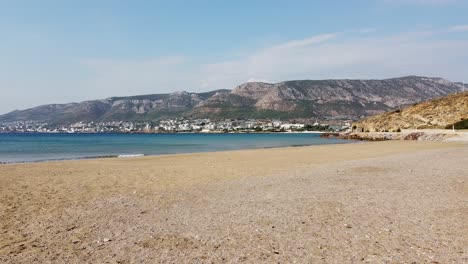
[382,0,458,4]
[449,25,468,32]
[265,34,337,50]
[355,28,378,34]
[199,31,468,89]
[2,28,468,114]
[78,30,468,97]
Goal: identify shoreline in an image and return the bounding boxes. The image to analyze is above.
[0,134,348,165]
[1,138,464,165]
[0,140,353,165]
[0,130,327,135]
[0,139,461,167]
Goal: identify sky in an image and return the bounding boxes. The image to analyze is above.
[0,0,468,114]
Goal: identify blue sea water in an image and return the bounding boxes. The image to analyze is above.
[0,133,350,163]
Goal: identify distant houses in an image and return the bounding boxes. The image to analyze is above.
[0,118,351,134]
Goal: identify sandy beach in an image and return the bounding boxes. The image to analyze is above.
[1,141,467,263]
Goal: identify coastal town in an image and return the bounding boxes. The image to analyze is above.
[0,118,352,133]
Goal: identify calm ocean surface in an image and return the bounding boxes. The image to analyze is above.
[0,133,350,163]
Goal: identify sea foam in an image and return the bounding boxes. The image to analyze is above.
[117,154,145,158]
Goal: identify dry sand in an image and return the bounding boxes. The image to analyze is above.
[0,141,467,263]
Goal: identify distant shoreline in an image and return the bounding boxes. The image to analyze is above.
[0,130,327,135]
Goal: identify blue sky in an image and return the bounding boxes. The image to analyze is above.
[1,0,468,114]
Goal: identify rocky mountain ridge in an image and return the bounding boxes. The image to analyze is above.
[0,76,463,123]
[353,91,468,131]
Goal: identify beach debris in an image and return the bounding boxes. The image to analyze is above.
[408,169,414,172]
[383,228,393,233]
[344,224,352,228]
[103,238,111,242]
[71,239,80,244]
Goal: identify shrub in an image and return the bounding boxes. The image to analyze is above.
[452,119,468,129]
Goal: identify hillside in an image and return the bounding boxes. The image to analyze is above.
[353,91,468,132]
[0,76,463,124]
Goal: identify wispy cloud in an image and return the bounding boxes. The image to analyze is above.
[266,34,338,50]
[355,28,378,34]
[199,30,468,89]
[79,29,468,95]
[449,24,468,32]
[382,0,458,5]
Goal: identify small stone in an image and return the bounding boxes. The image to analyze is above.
[344,224,352,228]
[408,169,414,172]
[103,238,111,242]
[72,239,80,244]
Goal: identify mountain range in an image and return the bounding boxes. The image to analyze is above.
[0,76,463,124]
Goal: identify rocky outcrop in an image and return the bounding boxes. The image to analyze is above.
[353,91,468,132]
[231,82,275,100]
[321,131,466,141]
[0,76,463,123]
[224,76,462,118]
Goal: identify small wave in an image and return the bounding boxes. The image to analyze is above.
[117,154,145,158]
[0,155,118,164]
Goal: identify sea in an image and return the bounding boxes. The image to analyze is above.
[0,133,350,163]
